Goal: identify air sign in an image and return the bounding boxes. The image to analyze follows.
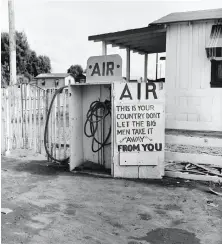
[115,82,165,155]
[86,54,122,83]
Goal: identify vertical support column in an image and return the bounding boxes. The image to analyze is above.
[102,41,107,55]
[101,41,107,165]
[155,53,158,81]
[126,48,130,81]
[144,53,148,83]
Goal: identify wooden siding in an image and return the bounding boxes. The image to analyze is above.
[165,21,222,131]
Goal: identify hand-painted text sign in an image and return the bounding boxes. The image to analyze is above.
[86,54,122,83]
[115,82,165,153]
[116,103,164,152]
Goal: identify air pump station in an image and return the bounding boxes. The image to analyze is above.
[69,54,165,179]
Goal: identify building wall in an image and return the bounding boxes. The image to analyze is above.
[165,20,222,131]
[36,76,75,88]
[37,78,65,88]
[65,76,75,86]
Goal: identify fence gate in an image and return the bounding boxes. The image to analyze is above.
[1,84,70,161]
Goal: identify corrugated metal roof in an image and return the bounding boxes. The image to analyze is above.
[150,8,222,25]
[35,73,71,79]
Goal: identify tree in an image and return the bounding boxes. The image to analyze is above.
[1,31,51,86]
[67,64,83,78]
[38,55,51,73]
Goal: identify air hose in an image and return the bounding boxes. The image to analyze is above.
[84,100,111,153]
[44,86,69,165]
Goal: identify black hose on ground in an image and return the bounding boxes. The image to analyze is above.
[84,100,111,153]
[44,86,69,165]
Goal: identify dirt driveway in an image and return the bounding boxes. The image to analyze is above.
[1,150,222,244]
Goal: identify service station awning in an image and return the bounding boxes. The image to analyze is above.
[88,25,166,54]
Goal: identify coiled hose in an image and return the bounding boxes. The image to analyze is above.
[84,100,111,153]
[44,86,69,165]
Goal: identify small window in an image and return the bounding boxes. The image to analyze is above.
[211,60,222,88]
[41,79,45,86]
[55,79,59,87]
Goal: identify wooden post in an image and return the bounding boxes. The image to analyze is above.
[144,53,148,83]
[155,53,158,81]
[101,41,107,165]
[102,41,107,55]
[8,0,16,86]
[126,48,130,81]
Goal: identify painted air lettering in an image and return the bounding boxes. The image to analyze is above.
[119,82,158,100]
[91,62,115,77]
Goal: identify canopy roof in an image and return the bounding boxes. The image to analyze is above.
[88,25,166,54]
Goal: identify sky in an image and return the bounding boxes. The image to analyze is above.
[1,0,222,79]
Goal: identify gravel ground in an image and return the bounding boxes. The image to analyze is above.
[1,150,222,244]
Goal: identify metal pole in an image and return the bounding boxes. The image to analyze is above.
[8,0,16,86]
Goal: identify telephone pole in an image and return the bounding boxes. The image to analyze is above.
[8,0,16,85]
[6,0,16,155]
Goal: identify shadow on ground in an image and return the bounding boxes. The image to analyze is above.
[2,155,215,193]
[14,161,70,176]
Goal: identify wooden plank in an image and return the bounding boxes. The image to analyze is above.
[62,90,67,159]
[1,90,6,153]
[42,90,46,156]
[29,85,32,148]
[53,89,56,159]
[37,89,41,153]
[45,90,49,159]
[33,87,37,152]
[165,151,222,167]
[30,87,34,148]
[165,171,222,183]
[15,88,18,149]
[166,135,222,148]
[23,84,27,148]
[175,24,180,89]
[50,89,53,161]
[57,91,61,160]
[178,24,189,89]
[47,89,51,161]
[17,87,21,148]
[7,87,12,152]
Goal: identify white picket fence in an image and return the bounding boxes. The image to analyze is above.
[1,84,70,161]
